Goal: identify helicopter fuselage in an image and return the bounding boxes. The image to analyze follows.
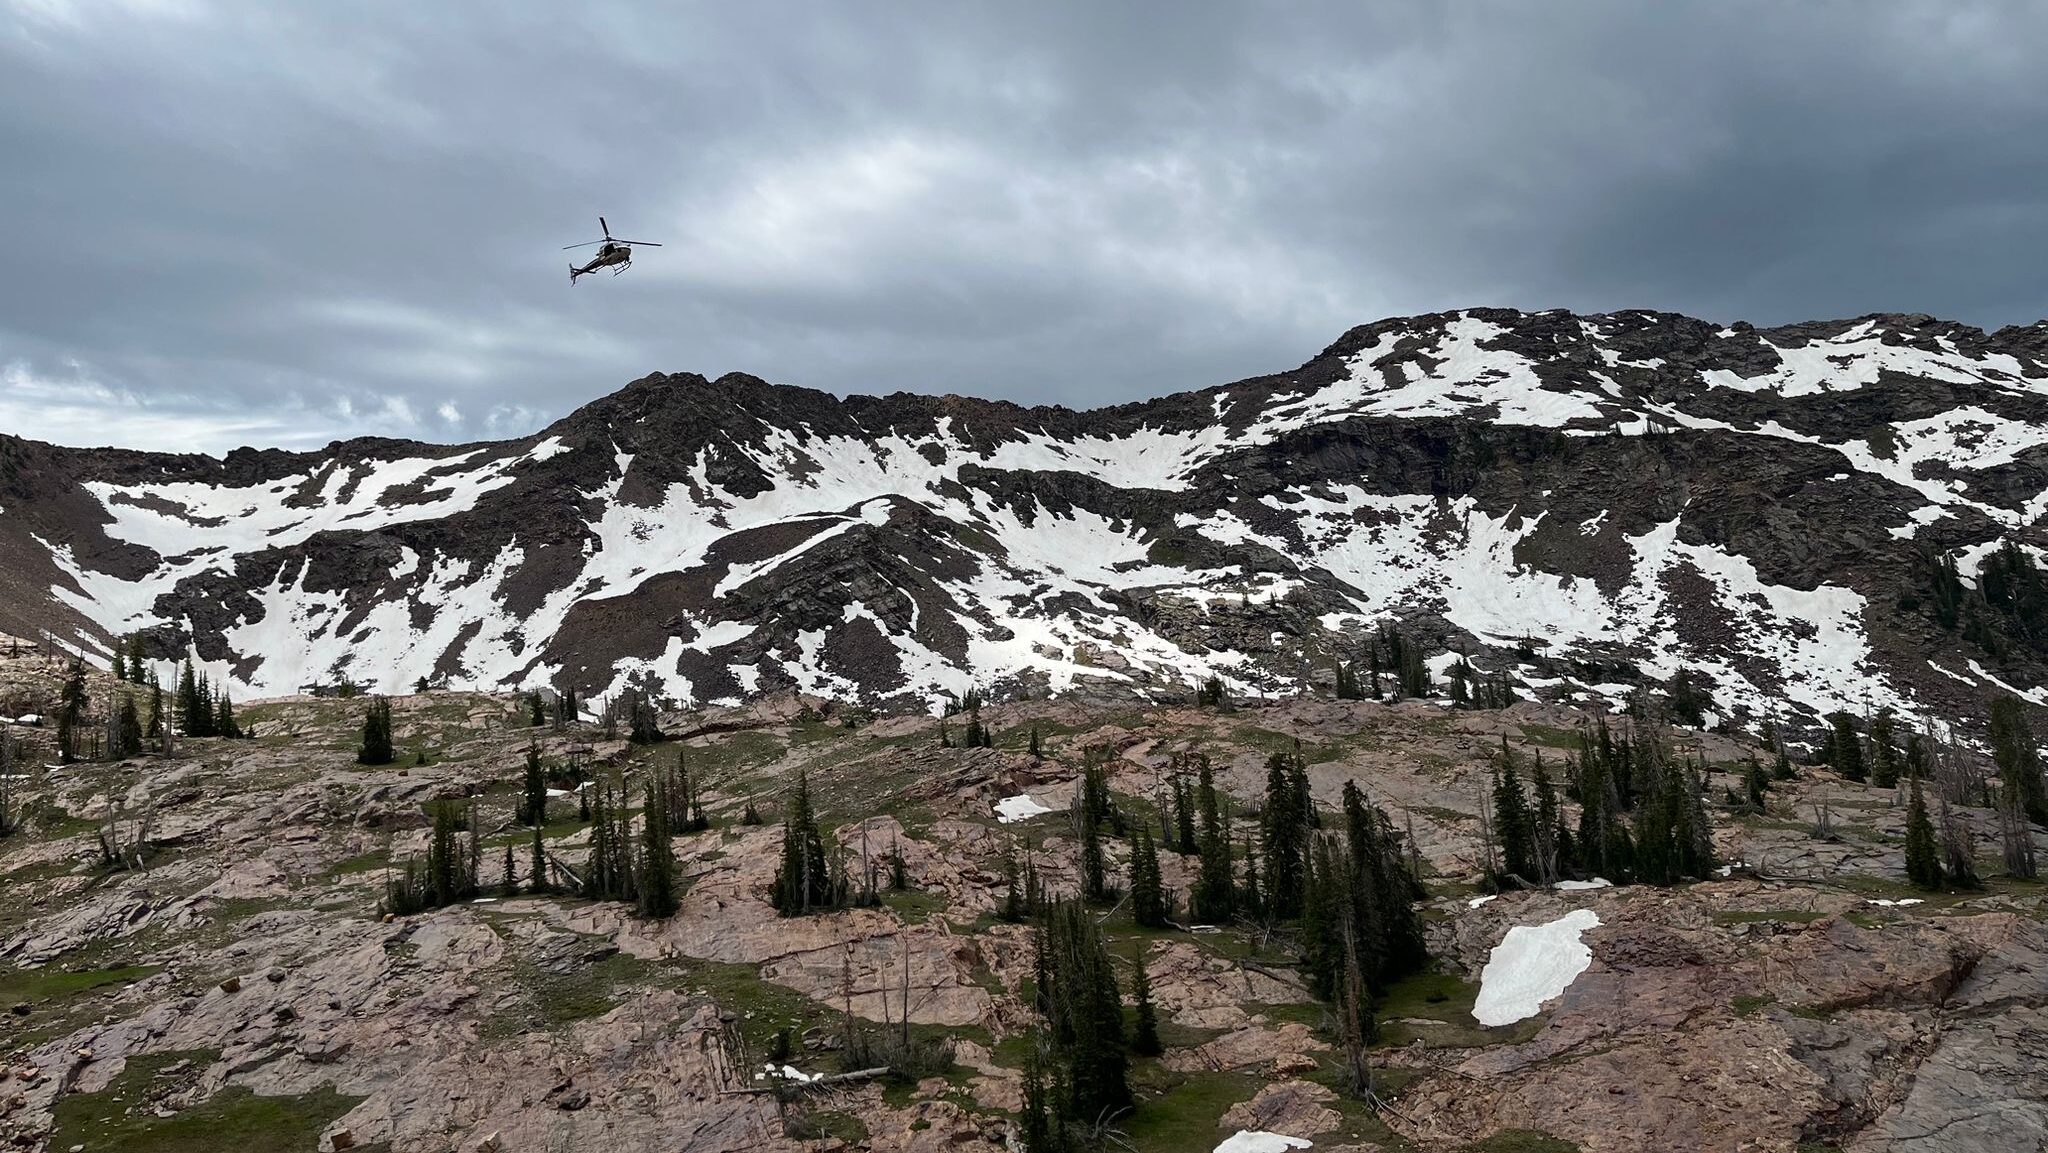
[571,243,632,281]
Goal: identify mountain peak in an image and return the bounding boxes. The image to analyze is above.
[7,308,2048,744]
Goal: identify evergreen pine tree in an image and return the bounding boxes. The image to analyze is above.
[213,687,240,740]
[115,694,143,757]
[772,770,835,915]
[1129,944,1162,1057]
[1903,769,1943,890]
[1829,712,1867,782]
[502,839,519,895]
[145,681,165,744]
[1192,756,1235,922]
[1744,755,1769,811]
[1530,751,1563,882]
[356,697,395,765]
[1033,900,1131,1127]
[1129,829,1166,928]
[1076,787,1109,904]
[111,651,127,682]
[520,742,547,826]
[637,774,679,917]
[529,820,548,893]
[1259,750,1310,918]
[1491,744,1536,883]
[1990,694,2048,826]
[1869,709,1900,789]
[1028,726,1042,759]
[528,691,546,726]
[1172,771,1196,854]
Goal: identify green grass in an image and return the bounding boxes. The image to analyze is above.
[1120,1069,1263,1153]
[865,886,941,925]
[0,963,160,1004]
[49,1050,364,1153]
[1732,994,1776,1017]
[1374,969,1540,1049]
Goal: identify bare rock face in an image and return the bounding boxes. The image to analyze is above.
[3,668,2046,1153]
[1219,1079,1343,1137]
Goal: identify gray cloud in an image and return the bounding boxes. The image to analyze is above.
[4,1,2046,453]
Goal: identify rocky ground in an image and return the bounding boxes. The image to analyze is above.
[1,650,2044,1153]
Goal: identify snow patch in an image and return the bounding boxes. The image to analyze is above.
[1472,908,1601,1027]
[994,794,1055,823]
[1214,1133,1313,1153]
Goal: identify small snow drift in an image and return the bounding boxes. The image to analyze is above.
[1472,908,1601,1028]
[1554,877,1612,891]
[1866,898,1925,908]
[993,793,1054,823]
[1215,1132,1313,1153]
[1467,895,1498,909]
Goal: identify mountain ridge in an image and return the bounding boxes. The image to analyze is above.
[7,306,2048,740]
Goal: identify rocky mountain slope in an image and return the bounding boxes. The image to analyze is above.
[8,308,2048,737]
[1,655,2043,1153]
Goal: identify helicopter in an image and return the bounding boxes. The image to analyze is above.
[564,217,662,283]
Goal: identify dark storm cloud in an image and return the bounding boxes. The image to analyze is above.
[3,1,2046,452]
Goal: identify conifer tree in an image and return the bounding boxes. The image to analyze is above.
[1130,944,1162,1057]
[1903,769,1943,890]
[528,691,546,726]
[520,743,547,826]
[1192,756,1235,922]
[1828,712,1866,782]
[1032,900,1131,1128]
[109,692,141,757]
[626,689,664,745]
[1259,750,1310,918]
[1076,787,1109,904]
[176,661,202,738]
[637,773,679,917]
[1336,661,1365,700]
[1531,751,1565,882]
[1869,709,1900,789]
[1990,694,2048,826]
[356,697,395,765]
[772,770,835,915]
[1028,726,1042,760]
[111,650,127,682]
[1299,837,1344,1000]
[1491,745,1536,883]
[502,839,519,895]
[1744,754,1769,811]
[1129,828,1166,928]
[1172,770,1196,854]
[145,681,165,746]
[1000,857,1028,923]
[213,687,241,740]
[529,820,549,893]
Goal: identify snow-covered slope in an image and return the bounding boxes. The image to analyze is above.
[6,308,2048,735]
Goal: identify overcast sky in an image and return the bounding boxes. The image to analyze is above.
[3,2,2046,454]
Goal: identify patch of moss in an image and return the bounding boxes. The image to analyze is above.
[0,963,159,1004]
[1732,993,1776,1017]
[1711,909,1824,926]
[49,1049,363,1153]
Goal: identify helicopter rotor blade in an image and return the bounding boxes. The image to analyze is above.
[562,240,606,249]
[600,216,611,239]
[609,239,663,247]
